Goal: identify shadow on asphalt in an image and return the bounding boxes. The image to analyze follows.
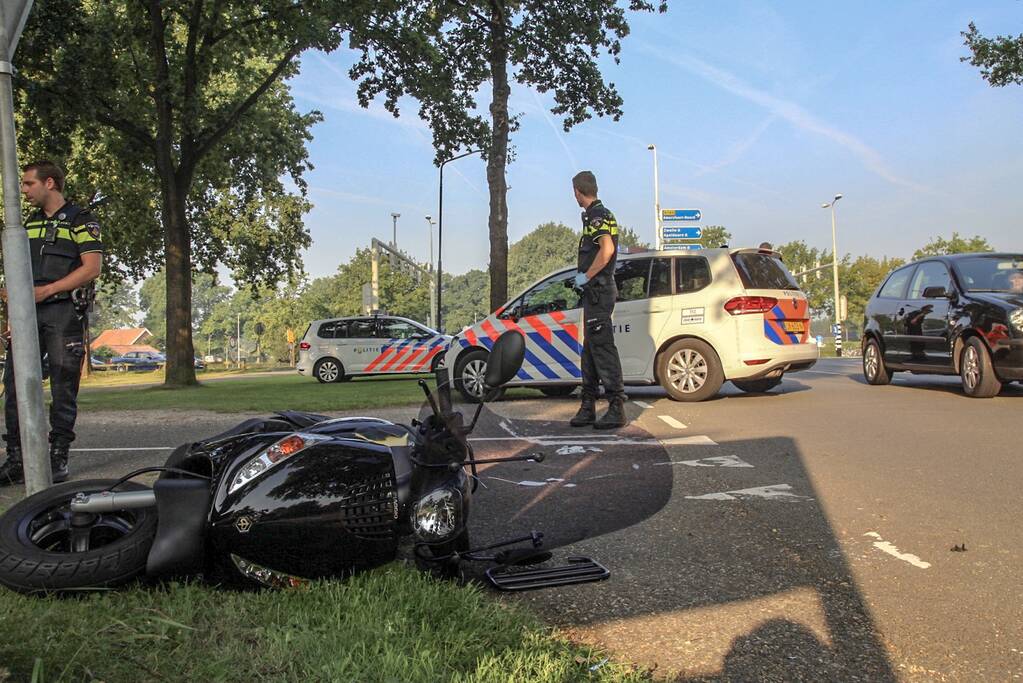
[465,410,896,681]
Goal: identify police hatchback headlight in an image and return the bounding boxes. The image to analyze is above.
[413,487,463,543]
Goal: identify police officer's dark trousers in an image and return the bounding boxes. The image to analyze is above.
[4,299,85,449]
[580,276,624,403]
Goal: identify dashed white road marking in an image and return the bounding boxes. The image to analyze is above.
[656,455,753,468]
[686,483,812,502]
[658,415,688,429]
[661,435,718,446]
[632,400,653,409]
[864,532,931,569]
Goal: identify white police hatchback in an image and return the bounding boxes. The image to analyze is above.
[445,247,818,402]
[297,315,451,383]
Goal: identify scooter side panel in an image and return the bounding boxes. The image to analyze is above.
[209,441,400,580]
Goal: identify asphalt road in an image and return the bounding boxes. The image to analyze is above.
[1,358,1020,681]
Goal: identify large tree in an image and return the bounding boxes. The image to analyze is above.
[912,233,993,261]
[14,1,380,385]
[349,0,666,311]
[963,22,1023,86]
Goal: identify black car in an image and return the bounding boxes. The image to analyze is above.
[862,253,1023,397]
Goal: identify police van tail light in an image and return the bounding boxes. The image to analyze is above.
[298,342,311,350]
[724,296,778,315]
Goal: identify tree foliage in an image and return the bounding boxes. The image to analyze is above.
[697,225,732,249]
[14,1,381,385]
[348,0,666,311]
[90,280,140,332]
[962,22,1023,87]
[912,233,994,261]
[139,271,231,348]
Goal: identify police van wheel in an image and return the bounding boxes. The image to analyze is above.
[454,349,503,403]
[314,358,344,384]
[658,339,723,402]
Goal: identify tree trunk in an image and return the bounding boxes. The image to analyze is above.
[487,1,510,312]
[162,180,197,386]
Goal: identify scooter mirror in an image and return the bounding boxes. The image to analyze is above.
[485,330,525,389]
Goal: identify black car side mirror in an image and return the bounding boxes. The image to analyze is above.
[485,331,525,389]
[922,286,952,299]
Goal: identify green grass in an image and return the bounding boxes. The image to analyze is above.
[0,565,647,683]
[76,373,545,413]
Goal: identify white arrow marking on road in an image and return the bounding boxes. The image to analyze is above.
[685,484,811,502]
[487,476,576,488]
[658,415,687,429]
[632,400,653,409]
[863,532,931,569]
[656,455,753,468]
[661,435,718,446]
[555,445,603,455]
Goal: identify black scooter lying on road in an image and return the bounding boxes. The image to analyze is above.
[0,331,608,594]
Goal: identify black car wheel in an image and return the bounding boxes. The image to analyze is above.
[657,338,723,402]
[313,358,344,384]
[454,349,504,403]
[960,337,1002,398]
[731,377,782,393]
[0,479,157,594]
[862,338,892,385]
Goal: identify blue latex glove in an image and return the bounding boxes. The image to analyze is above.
[574,271,590,288]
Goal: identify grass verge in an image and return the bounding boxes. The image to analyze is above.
[0,565,646,682]
[76,374,544,413]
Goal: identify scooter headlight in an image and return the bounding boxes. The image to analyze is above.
[229,433,330,494]
[413,487,463,543]
[1010,308,1023,333]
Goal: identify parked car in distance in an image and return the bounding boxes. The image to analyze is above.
[446,247,818,402]
[109,351,165,371]
[861,252,1023,397]
[297,314,451,383]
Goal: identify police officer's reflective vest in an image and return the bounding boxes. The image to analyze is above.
[578,199,620,279]
[25,203,103,287]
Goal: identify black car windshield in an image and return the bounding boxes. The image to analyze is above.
[953,255,1023,293]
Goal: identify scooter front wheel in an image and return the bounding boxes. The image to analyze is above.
[0,479,157,594]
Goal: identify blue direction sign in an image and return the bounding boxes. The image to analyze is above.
[661,225,702,240]
[662,243,703,251]
[661,208,702,221]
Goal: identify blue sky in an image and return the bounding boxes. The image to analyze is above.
[288,1,1023,280]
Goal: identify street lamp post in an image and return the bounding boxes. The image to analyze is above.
[390,212,401,249]
[436,149,481,332]
[425,215,436,328]
[821,194,843,357]
[647,144,660,250]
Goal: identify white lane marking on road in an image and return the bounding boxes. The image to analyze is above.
[658,415,687,429]
[555,445,603,455]
[661,435,718,446]
[486,476,575,488]
[864,532,931,569]
[685,483,812,502]
[632,400,653,409]
[73,447,174,452]
[655,455,753,468]
[471,436,662,445]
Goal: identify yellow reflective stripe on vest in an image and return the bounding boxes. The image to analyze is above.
[25,226,73,241]
[72,230,99,245]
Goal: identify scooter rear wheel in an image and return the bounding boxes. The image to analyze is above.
[0,479,157,594]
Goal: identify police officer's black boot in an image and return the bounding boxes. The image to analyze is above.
[569,397,597,427]
[0,446,24,486]
[593,395,627,430]
[49,443,70,484]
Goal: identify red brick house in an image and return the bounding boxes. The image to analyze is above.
[90,328,161,356]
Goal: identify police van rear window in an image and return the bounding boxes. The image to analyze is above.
[731,253,800,291]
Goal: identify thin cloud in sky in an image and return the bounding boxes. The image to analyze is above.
[697,116,775,176]
[532,90,579,170]
[642,44,933,194]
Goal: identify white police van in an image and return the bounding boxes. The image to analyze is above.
[445,247,818,402]
[297,314,451,383]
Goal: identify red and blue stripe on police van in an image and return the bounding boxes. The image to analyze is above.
[763,298,811,345]
[457,314,583,381]
[364,336,448,373]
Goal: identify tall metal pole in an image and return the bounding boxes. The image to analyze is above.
[647,144,660,250]
[0,0,50,493]
[823,194,843,357]
[425,216,436,329]
[436,149,480,333]
[390,212,400,249]
[236,313,240,364]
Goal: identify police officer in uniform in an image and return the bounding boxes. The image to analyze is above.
[569,171,626,429]
[0,160,103,485]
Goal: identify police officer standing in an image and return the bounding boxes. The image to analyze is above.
[569,171,626,430]
[0,160,103,485]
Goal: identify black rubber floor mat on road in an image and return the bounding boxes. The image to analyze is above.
[486,556,609,591]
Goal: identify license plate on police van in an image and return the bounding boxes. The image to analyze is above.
[783,321,805,332]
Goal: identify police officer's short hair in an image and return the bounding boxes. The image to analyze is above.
[573,171,598,198]
[22,160,65,192]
